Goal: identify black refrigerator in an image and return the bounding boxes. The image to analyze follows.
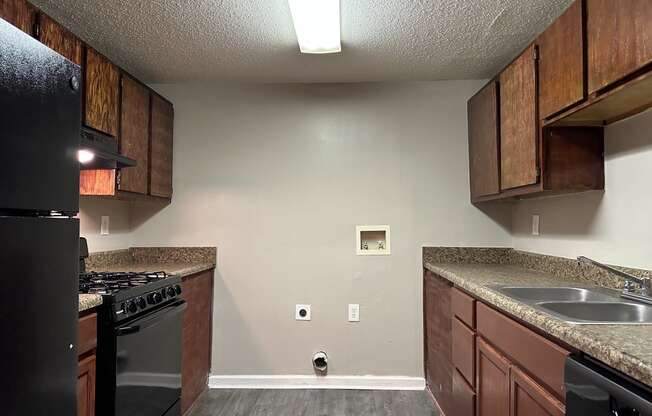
[0,18,82,415]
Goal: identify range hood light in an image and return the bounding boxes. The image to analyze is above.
[288,0,341,54]
[77,149,95,164]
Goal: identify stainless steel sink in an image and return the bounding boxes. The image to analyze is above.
[537,301,652,324]
[497,286,616,302]
[493,285,652,324]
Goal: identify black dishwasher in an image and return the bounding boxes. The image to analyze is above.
[566,356,652,415]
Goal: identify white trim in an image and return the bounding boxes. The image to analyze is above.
[208,375,424,390]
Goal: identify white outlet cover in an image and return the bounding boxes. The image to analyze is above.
[295,304,311,321]
[100,216,110,235]
[348,304,360,322]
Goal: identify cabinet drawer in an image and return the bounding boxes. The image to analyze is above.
[452,369,476,416]
[452,317,475,388]
[452,287,476,328]
[78,313,97,356]
[477,303,569,400]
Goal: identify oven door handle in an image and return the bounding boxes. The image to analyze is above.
[116,300,187,336]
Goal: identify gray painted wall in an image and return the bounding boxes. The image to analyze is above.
[512,109,652,269]
[126,81,512,376]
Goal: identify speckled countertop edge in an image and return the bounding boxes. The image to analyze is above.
[85,247,217,278]
[423,260,652,388]
[88,262,215,278]
[79,294,103,312]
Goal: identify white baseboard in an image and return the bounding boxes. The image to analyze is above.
[208,375,425,390]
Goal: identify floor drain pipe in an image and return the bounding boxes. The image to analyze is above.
[313,351,328,374]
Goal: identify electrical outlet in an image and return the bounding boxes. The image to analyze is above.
[532,215,540,236]
[101,216,110,235]
[348,304,360,322]
[295,304,311,321]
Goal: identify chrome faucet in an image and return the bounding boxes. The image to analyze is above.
[577,256,652,305]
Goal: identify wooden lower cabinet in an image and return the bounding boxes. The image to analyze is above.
[77,312,98,416]
[77,354,97,416]
[453,369,476,416]
[511,366,565,416]
[476,338,510,416]
[424,271,568,415]
[423,270,453,415]
[181,269,215,414]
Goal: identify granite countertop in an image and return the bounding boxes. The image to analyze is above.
[79,294,103,312]
[85,246,217,279]
[423,248,652,388]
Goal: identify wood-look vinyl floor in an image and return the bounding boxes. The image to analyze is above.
[187,389,440,416]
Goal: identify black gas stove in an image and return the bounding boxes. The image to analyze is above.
[79,270,183,324]
[79,239,184,416]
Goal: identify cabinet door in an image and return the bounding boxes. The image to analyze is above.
[77,355,96,416]
[150,94,174,198]
[119,76,150,194]
[500,44,538,190]
[181,270,214,413]
[468,81,500,200]
[425,273,454,415]
[587,0,652,94]
[453,369,476,416]
[510,366,565,416]
[538,0,584,118]
[477,337,510,416]
[84,48,119,137]
[37,13,83,66]
[0,0,35,35]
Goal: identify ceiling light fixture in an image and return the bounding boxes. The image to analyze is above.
[288,0,341,54]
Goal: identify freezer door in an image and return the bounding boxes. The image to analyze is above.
[0,217,79,416]
[0,18,81,214]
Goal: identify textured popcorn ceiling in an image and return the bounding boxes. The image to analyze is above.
[30,0,573,83]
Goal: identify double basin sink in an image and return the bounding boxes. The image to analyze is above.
[494,286,652,324]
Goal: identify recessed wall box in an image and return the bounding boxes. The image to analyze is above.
[356,225,390,256]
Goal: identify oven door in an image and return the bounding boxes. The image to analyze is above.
[114,300,187,416]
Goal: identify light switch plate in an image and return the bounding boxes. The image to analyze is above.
[348,304,360,322]
[101,216,110,235]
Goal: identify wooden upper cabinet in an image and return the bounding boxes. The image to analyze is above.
[85,48,119,137]
[500,44,538,191]
[150,94,174,198]
[0,0,36,35]
[476,337,510,416]
[37,13,83,66]
[510,366,565,416]
[587,0,652,94]
[119,76,150,194]
[468,81,500,200]
[538,0,584,119]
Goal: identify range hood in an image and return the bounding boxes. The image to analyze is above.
[78,127,137,170]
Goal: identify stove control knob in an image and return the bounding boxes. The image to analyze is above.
[147,293,157,305]
[167,287,176,297]
[126,301,137,314]
[154,292,163,303]
[136,297,146,309]
[174,285,182,295]
[160,288,168,299]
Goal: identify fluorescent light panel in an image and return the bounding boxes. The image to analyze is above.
[288,0,341,54]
